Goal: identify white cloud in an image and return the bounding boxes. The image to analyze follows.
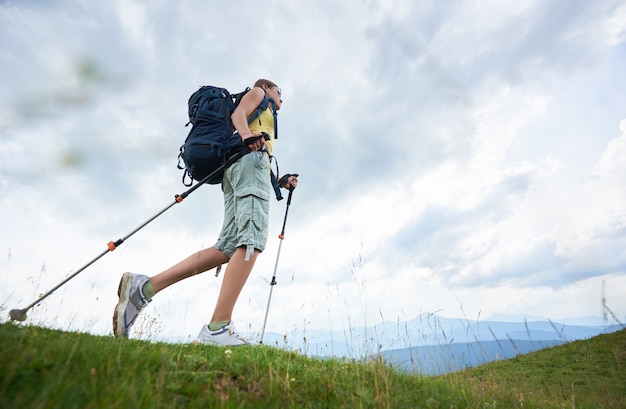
[114,0,154,55]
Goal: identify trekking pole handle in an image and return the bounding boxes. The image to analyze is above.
[242,132,270,146]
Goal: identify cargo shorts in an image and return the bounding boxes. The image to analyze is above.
[215,151,271,258]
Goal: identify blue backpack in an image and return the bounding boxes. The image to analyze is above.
[177,85,277,186]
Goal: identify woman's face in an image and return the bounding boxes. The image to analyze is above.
[265,86,282,110]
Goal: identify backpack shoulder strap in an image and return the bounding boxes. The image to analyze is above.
[246,92,270,125]
[233,87,279,139]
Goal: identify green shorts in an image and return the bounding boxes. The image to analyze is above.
[215,151,271,258]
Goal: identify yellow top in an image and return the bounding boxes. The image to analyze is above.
[248,106,275,154]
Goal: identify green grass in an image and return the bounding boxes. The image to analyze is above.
[447,327,626,408]
[0,323,624,408]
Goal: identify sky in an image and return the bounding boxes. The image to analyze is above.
[1,0,626,348]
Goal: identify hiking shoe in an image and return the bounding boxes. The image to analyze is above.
[195,322,256,346]
[113,272,151,338]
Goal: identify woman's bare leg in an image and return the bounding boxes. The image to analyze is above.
[150,247,229,293]
[210,247,259,323]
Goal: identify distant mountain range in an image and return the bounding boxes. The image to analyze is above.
[259,313,624,375]
[155,312,623,375]
[379,339,566,376]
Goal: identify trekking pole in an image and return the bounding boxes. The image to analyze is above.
[8,141,260,323]
[260,185,295,344]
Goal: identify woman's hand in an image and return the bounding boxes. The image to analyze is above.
[279,174,299,190]
[243,133,266,151]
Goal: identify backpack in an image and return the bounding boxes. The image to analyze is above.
[177,85,276,186]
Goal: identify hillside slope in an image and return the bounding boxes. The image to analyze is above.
[1,323,624,408]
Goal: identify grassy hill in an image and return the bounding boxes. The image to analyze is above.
[0,322,624,408]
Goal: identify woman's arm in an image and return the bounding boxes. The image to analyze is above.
[231,87,266,151]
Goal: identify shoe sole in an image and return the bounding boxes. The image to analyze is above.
[195,339,255,347]
[195,325,255,346]
[112,272,132,338]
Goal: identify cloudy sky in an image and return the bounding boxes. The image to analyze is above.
[1,0,625,345]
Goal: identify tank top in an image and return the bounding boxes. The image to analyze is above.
[247,106,275,154]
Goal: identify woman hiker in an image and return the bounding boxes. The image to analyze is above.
[113,79,298,346]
